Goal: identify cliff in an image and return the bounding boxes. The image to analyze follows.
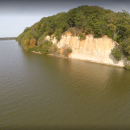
[16,5,130,68]
[46,33,128,67]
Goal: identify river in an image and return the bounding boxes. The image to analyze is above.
[0,40,130,129]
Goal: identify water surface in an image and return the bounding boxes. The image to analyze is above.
[0,40,130,129]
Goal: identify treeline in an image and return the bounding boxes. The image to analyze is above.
[16,5,130,60]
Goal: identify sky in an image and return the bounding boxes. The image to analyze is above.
[0,0,130,37]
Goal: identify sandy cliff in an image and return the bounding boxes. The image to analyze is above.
[46,33,128,67]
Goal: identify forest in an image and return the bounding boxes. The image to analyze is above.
[16,5,130,68]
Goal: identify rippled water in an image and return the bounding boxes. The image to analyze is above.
[0,40,130,129]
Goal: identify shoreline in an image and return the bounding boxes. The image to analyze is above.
[32,50,69,58]
[71,57,124,68]
[31,51,42,54]
[31,51,124,68]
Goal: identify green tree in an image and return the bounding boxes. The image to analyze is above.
[74,11,86,29]
[54,29,61,41]
[93,21,103,38]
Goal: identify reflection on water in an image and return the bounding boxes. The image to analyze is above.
[0,40,130,129]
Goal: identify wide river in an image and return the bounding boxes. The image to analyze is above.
[0,40,130,129]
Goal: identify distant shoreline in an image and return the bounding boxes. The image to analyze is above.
[0,37,16,40]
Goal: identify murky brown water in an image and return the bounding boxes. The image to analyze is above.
[0,40,130,129]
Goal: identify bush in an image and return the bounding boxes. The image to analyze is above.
[34,46,41,52]
[44,40,52,46]
[37,32,48,46]
[78,33,86,40]
[85,28,91,35]
[49,44,59,54]
[34,41,52,54]
[111,47,123,61]
[40,45,50,54]
[26,47,35,52]
[61,45,72,57]
[40,41,52,54]
[124,64,130,70]
[94,29,103,38]
[68,27,81,36]
[69,28,75,35]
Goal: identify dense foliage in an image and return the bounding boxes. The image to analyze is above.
[111,47,123,61]
[78,33,86,40]
[124,64,130,70]
[61,45,72,57]
[16,5,130,59]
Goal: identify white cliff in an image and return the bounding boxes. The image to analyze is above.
[45,32,128,67]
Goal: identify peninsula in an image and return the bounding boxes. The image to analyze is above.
[16,5,130,69]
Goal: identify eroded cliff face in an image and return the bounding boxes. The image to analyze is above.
[46,33,128,67]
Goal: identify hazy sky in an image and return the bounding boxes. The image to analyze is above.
[0,0,130,37]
